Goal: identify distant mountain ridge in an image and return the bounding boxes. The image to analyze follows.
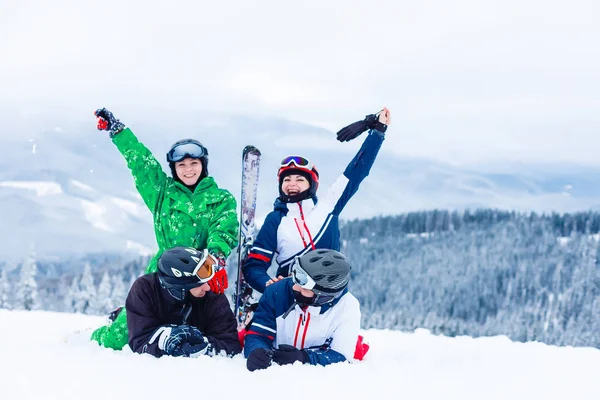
[2,109,600,259]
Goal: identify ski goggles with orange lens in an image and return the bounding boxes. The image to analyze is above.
[192,249,217,283]
[280,156,314,170]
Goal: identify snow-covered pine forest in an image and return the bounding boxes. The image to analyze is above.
[1,209,599,348]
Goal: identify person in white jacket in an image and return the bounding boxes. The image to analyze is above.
[242,108,392,294]
[244,249,360,371]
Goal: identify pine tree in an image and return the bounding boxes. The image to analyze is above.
[94,271,113,315]
[0,269,12,310]
[110,274,127,309]
[15,251,39,311]
[64,277,79,313]
[77,263,97,314]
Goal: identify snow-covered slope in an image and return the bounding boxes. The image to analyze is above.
[1,310,599,400]
[3,110,600,259]
[0,178,155,259]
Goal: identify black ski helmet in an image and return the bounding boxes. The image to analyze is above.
[294,249,351,306]
[166,139,209,183]
[157,247,214,301]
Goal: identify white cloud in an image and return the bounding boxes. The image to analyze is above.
[79,199,113,232]
[125,240,156,256]
[1,0,599,164]
[0,181,62,196]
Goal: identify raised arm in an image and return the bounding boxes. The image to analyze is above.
[95,108,168,212]
[325,108,392,215]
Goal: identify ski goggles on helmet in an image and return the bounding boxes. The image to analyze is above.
[279,155,314,171]
[192,249,217,283]
[290,256,316,290]
[167,141,207,163]
[291,257,341,306]
[291,255,346,306]
[278,156,319,185]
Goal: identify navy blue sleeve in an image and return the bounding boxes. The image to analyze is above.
[304,348,347,366]
[243,283,281,357]
[242,211,281,293]
[333,129,385,216]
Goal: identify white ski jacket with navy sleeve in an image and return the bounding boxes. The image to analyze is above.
[243,129,385,293]
[243,278,361,366]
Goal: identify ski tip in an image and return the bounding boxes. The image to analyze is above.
[243,145,261,155]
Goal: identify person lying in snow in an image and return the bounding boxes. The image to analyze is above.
[126,246,241,358]
[244,249,360,371]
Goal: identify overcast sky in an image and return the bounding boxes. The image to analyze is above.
[1,0,599,165]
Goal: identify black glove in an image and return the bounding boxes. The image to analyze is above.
[272,344,308,365]
[336,112,387,142]
[247,348,273,371]
[158,324,208,357]
[94,108,126,137]
[108,306,123,322]
[179,340,210,358]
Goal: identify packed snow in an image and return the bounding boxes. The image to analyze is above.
[1,309,599,400]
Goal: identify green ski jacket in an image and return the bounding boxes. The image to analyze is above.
[113,128,239,273]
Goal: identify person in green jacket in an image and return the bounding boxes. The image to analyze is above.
[90,108,239,350]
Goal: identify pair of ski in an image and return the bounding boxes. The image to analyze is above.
[233,145,262,332]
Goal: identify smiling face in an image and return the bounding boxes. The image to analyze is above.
[281,174,310,196]
[175,158,203,186]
